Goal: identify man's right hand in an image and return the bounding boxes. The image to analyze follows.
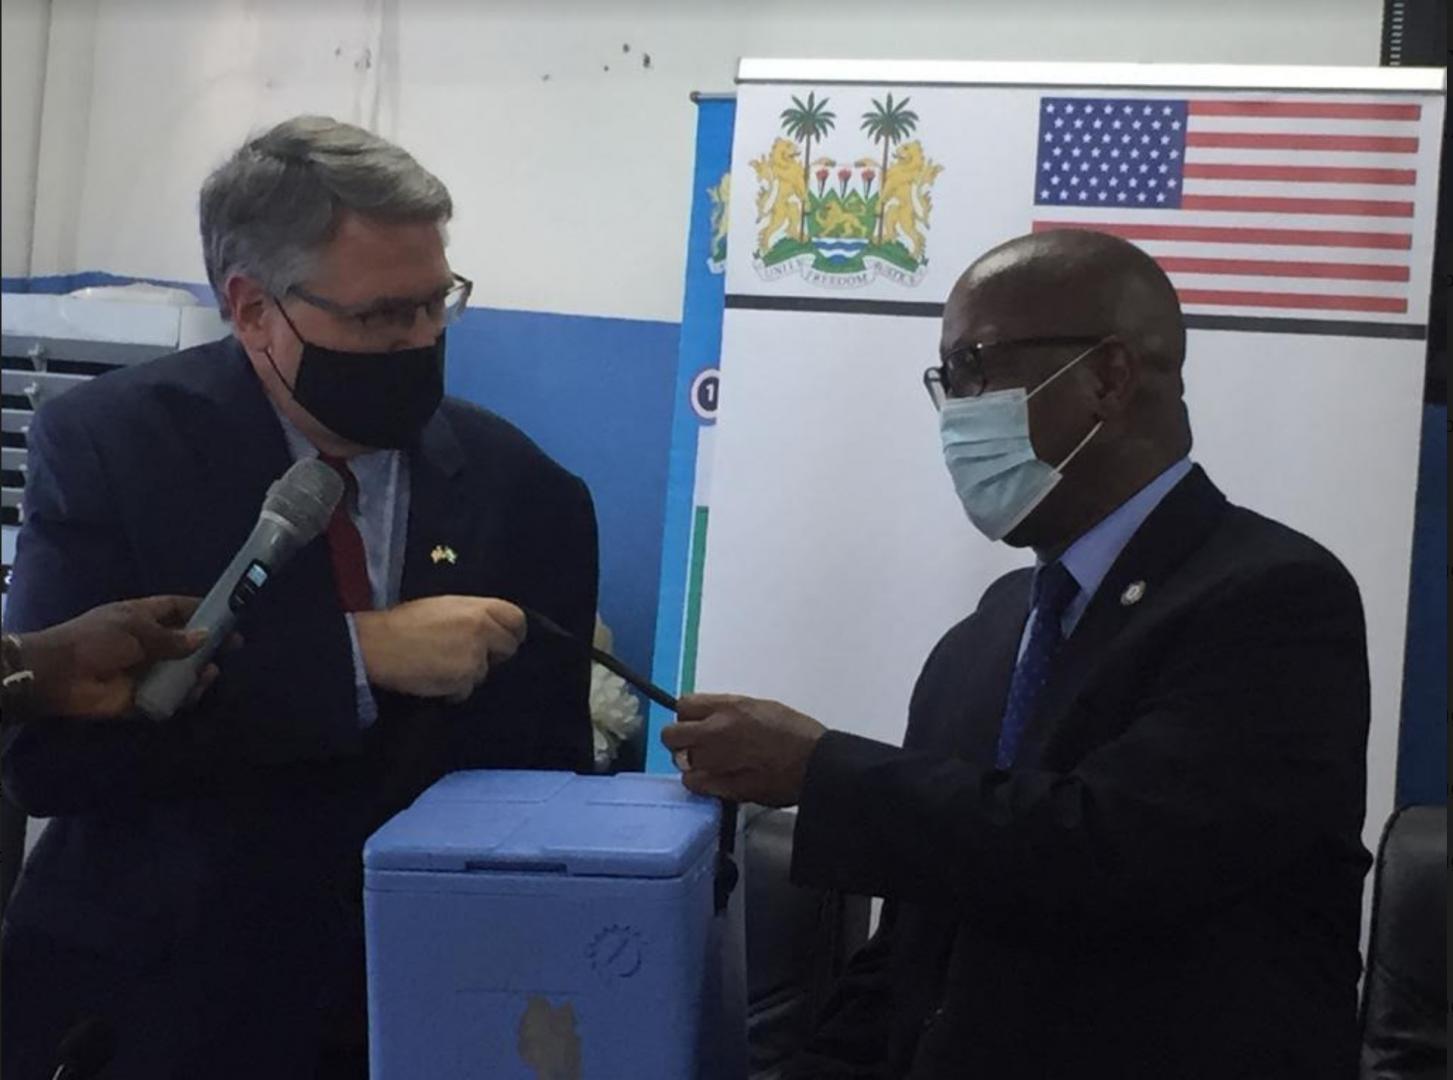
[353,596,527,700]
[17,595,211,720]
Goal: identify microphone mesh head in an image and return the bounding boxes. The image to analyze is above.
[262,457,344,542]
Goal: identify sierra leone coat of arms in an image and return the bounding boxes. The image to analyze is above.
[751,92,943,288]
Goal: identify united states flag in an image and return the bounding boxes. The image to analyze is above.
[1032,96,1422,322]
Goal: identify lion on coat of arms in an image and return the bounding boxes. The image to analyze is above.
[751,137,808,250]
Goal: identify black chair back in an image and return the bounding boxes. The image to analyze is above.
[742,806,871,1079]
[1359,804,1446,1080]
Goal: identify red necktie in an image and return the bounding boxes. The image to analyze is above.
[317,454,374,613]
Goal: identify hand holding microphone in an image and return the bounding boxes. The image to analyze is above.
[4,596,210,723]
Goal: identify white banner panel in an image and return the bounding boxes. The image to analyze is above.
[696,62,1444,913]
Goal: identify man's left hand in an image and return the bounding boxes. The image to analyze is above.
[660,694,827,806]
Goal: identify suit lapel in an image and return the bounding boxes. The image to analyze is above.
[1016,466,1229,768]
[161,336,337,612]
[174,337,294,506]
[382,407,499,798]
[400,408,486,602]
[923,572,1033,765]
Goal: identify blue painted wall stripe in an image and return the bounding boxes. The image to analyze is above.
[1396,403,1448,807]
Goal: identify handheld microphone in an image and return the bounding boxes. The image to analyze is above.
[50,1016,116,1080]
[134,457,344,722]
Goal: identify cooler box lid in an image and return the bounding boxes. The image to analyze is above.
[363,771,720,879]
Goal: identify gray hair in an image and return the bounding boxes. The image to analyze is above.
[199,115,452,319]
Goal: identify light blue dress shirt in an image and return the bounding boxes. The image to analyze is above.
[1020,457,1193,657]
[272,406,412,725]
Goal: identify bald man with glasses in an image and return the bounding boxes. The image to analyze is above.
[663,229,1371,1080]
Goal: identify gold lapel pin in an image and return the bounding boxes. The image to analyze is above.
[430,545,458,566]
[1120,580,1146,607]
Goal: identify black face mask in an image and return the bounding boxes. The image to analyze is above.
[268,302,445,449]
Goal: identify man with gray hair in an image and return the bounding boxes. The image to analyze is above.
[2,116,598,1078]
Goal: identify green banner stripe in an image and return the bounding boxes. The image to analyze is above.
[678,506,710,694]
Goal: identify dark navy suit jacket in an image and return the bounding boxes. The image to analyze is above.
[1,337,597,1077]
[789,467,1372,1080]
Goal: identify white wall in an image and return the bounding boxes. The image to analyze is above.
[6,0,1385,320]
[1,0,52,277]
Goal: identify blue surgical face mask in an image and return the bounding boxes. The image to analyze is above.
[938,340,1107,542]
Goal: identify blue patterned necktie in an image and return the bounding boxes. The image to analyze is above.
[995,561,1080,769]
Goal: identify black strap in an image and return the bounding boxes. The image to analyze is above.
[521,606,741,914]
[713,800,740,914]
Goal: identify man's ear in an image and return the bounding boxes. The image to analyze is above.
[226,274,272,352]
[1090,339,1139,421]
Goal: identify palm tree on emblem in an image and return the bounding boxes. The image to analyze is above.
[861,94,920,245]
[779,92,836,237]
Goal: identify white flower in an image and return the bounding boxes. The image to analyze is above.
[588,653,644,772]
[591,665,643,741]
[591,721,616,772]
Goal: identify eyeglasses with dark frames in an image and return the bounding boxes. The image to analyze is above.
[923,335,1110,409]
[288,272,473,334]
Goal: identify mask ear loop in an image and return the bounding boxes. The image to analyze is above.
[261,297,306,395]
[261,345,300,397]
[1055,416,1104,472]
[1026,335,1114,401]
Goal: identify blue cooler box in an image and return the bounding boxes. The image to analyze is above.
[364,770,721,1078]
